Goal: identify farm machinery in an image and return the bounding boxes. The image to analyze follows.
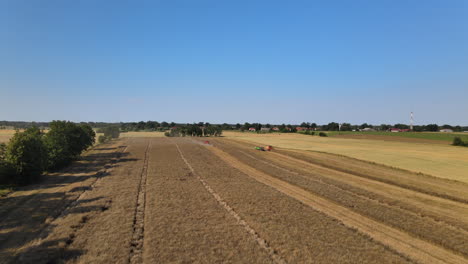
[255,145,273,151]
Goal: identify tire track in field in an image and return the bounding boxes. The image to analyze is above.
[238,150,468,235]
[267,151,468,224]
[173,140,286,264]
[128,139,151,264]
[207,146,468,264]
[220,138,468,229]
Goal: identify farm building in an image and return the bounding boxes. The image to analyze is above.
[296,127,308,131]
[360,128,376,132]
[440,129,454,133]
[260,127,271,132]
[248,127,256,132]
[272,127,280,131]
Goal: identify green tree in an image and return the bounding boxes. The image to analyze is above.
[5,127,47,184]
[340,123,352,131]
[426,124,439,132]
[326,122,340,131]
[45,121,95,169]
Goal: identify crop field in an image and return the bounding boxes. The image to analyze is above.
[120,131,166,138]
[1,136,467,263]
[0,130,18,143]
[322,131,468,143]
[223,131,468,183]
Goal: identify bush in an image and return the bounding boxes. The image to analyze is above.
[98,135,108,144]
[453,137,467,147]
[319,132,328,137]
[5,127,48,185]
[44,121,95,169]
[99,126,120,139]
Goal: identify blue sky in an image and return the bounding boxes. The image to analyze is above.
[1,0,467,125]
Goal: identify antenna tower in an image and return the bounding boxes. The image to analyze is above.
[410,112,414,131]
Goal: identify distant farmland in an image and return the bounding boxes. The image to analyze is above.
[324,131,468,143]
[0,130,17,143]
[223,131,468,183]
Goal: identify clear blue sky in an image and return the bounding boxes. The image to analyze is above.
[1,0,467,125]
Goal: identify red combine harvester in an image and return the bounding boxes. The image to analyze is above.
[255,145,273,151]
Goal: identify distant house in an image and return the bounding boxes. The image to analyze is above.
[272,127,280,131]
[440,129,454,133]
[260,127,271,132]
[390,128,401,132]
[296,127,308,131]
[360,128,375,132]
[248,127,256,132]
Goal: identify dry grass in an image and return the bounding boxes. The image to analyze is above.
[223,131,468,183]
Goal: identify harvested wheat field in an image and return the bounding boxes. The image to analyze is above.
[223,131,468,183]
[1,137,468,264]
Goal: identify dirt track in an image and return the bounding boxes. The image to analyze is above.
[1,137,467,263]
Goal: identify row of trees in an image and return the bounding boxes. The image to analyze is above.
[165,124,222,137]
[0,121,95,185]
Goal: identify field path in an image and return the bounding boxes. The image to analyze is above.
[207,145,468,264]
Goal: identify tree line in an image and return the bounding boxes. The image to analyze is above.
[165,124,222,137]
[0,121,95,185]
[2,120,466,133]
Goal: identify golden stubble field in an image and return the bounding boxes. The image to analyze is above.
[1,137,467,263]
[223,131,468,183]
[0,130,18,143]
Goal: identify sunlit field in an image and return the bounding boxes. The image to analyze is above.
[223,131,468,183]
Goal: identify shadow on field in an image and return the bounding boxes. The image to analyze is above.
[0,146,134,263]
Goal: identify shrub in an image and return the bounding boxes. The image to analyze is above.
[98,135,108,144]
[453,137,467,147]
[99,126,120,139]
[319,132,328,137]
[5,127,48,185]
